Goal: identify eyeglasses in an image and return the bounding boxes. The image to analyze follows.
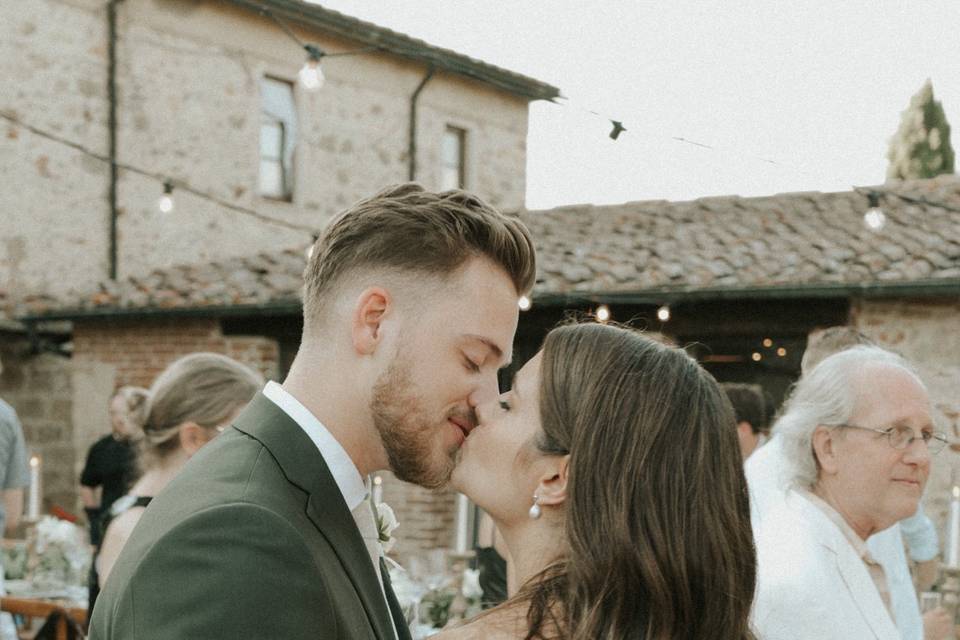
[836,423,948,455]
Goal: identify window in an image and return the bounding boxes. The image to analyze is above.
[259,77,297,200]
[441,126,467,190]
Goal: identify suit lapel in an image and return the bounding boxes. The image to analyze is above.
[234,393,398,640]
[796,496,899,640]
[831,546,900,640]
[381,558,413,640]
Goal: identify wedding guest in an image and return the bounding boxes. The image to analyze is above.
[88,353,262,618]
[0,355,30,640]
[439,322,756,639]
[720,382,767,459]
[747,326,944,640]
[79,387,147,545]
[0,356,30,536]
[752,346,947,639]
[474,510,510,608]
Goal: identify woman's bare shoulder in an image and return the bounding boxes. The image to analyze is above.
[430,609,525,640]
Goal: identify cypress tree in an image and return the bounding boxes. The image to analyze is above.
[886,79,955,180]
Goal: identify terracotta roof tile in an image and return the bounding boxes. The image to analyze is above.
[18,175,960,319]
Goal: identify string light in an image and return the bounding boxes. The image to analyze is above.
[863,191,887,232]
[656,305,671,322]
[751,352,762,362]
[0,112,315,235]
[518,295,532,311]
[157,180,174,214]
[596,304,611,323]
[776,347,787,357]
[762,338,773,348]
[298,45,325,91]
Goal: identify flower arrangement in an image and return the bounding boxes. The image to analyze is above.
[388,561,484,637]
[25,516,91,591]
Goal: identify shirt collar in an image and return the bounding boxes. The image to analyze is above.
[262,381,367,511]
[800,489,879,565]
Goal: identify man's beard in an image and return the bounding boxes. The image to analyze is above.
[370,355,456,490]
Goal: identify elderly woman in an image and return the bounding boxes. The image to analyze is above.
[752,346,946,640]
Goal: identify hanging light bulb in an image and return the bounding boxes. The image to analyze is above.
[157,180,174,214]
[751,352,762,362]
[863,191,886,232]
[656,305,671,322]
[518,295,532,311]
[596,305,611,323]
[298,45,325,91]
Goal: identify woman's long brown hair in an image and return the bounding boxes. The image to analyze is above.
[514,322,756,639]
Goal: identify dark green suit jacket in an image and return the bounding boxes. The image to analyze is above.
[89,393,411,640]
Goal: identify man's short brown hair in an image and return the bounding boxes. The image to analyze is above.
[302,183,536,329]
[800,326,876,374]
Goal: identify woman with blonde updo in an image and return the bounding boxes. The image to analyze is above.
[87,353,262,618]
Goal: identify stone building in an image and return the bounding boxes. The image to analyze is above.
[0,0,557,531]
[20,175,960,556]
[1,0,558,301]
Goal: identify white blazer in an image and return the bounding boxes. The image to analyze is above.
[752,490,901,640]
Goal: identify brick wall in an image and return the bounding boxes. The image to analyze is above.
[0,335,75,512]
[377,471,459,560]
[71,315,461,554]
[4,316,462,551]
[68,316,279,515]
[851,296,960,548]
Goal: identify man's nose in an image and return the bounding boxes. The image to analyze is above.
[468,372,500,409]
[903,437,932,465]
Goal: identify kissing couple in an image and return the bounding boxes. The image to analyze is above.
[90,184,756,639]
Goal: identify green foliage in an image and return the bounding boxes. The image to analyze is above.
[887,79,955,180]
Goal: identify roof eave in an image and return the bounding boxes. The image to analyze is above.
[18,299,303,323]
[20,278,960,322]
[227,0,560,101]
[529,279,960,306]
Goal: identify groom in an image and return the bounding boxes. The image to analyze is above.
[89,183,536,639]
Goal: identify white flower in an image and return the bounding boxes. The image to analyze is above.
[376,502,399,554]
[461,568,483,599]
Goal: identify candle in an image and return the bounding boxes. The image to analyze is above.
[454,493,470,553]
[27,455,41,520]
[372,475,383,505]
[947,486,960,568]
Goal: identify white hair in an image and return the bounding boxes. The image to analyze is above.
[774,345,923,489]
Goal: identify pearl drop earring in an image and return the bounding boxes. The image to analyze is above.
[528,493,542,520]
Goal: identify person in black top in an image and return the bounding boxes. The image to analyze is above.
[79,387,147,546]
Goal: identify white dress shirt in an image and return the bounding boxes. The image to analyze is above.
[262,381,367,512]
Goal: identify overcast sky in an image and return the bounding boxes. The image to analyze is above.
[309,1,960,210]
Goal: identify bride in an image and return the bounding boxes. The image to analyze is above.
[435,322,756,639]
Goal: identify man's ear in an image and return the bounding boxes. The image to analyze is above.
[178,422,210,457]
[536,455,570,508]
[811,425,840,475]
[351,287,391,355]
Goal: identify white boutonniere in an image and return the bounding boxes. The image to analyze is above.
[375,502,399,554]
